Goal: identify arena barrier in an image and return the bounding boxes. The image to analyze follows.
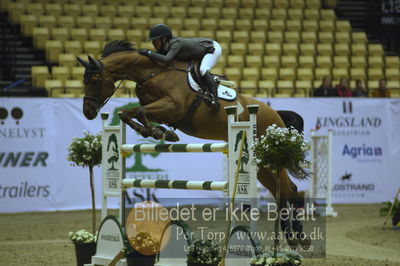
[87,105,260,266]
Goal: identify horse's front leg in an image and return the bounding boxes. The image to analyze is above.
[133,108,165,140]
[119,108,152,138]
[121,97,180,142]
[135,98,180,142]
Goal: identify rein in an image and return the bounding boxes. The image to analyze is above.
[134,66,188,100]
[136,66,188,87]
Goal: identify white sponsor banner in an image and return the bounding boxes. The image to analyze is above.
[0,98,399,213]
[264,98,400,204]
[0,98,224,212]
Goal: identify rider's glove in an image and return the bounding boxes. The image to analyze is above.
[138,49,151,56]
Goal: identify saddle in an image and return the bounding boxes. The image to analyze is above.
[188,61,236,102]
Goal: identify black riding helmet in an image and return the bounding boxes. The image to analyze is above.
[147,24,172,41]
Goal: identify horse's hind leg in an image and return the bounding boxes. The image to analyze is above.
[288,190,311,249]
[279,174,312,249]
[134,98,181,142]
[257,168,298,247]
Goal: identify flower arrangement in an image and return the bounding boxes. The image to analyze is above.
[252,124,310,178]
[67,130,102,234]
[251,254,267,265]
[187,239,222,265]
[67,131,102,167]
[68,229,97,244]
[123,232,160,256]
[251,250,303,266]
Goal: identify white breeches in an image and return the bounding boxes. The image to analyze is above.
[200,41,222,76]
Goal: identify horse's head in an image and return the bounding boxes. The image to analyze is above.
[77,55,115,120]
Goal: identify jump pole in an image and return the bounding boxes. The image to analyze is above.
[100,105,259,225]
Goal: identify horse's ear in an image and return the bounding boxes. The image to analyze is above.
[76,57,89,68]
[88,55,102,71]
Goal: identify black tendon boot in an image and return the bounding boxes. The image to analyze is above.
[202,70,220,111]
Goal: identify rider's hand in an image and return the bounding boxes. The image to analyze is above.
[138,49,151,56]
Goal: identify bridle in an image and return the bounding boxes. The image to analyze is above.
[83,70,116,112]
[83,55,142,112]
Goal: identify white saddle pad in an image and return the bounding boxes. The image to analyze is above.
[187,71,237,101]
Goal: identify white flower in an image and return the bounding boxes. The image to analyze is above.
[276,257,286,263]
[67,132,102,167]
[266,257,275,264]
[69,229,96,244]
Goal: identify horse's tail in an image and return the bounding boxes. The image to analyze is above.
[276,110,304,133]
[288,167,310,180]
[276,110,310,180]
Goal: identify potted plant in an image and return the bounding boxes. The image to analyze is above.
[251,250,303,266]
[252,124,310,257]
[186,239,222,266]
[123,231,159,266]
[68,229,97,266]
[252,124,310,178]
[67,131,101,265]
[379,194,400,228]
[67,131,102,234]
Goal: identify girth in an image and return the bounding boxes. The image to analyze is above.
[169,93,202,135]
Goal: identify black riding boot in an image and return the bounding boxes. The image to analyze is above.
[202,70,220,111]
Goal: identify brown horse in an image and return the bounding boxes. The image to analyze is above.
[78,40,308,246]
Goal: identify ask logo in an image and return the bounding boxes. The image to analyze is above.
[234,130,249,174]
[106,133,119,171]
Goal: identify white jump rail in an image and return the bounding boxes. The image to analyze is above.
[100,105,259,224]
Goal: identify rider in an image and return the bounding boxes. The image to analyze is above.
[138,24,222,110]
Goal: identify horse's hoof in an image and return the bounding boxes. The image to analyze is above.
[151,128,164,140]
[165,130,180,142]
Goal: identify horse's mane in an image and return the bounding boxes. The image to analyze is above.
[101,40,137,58]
